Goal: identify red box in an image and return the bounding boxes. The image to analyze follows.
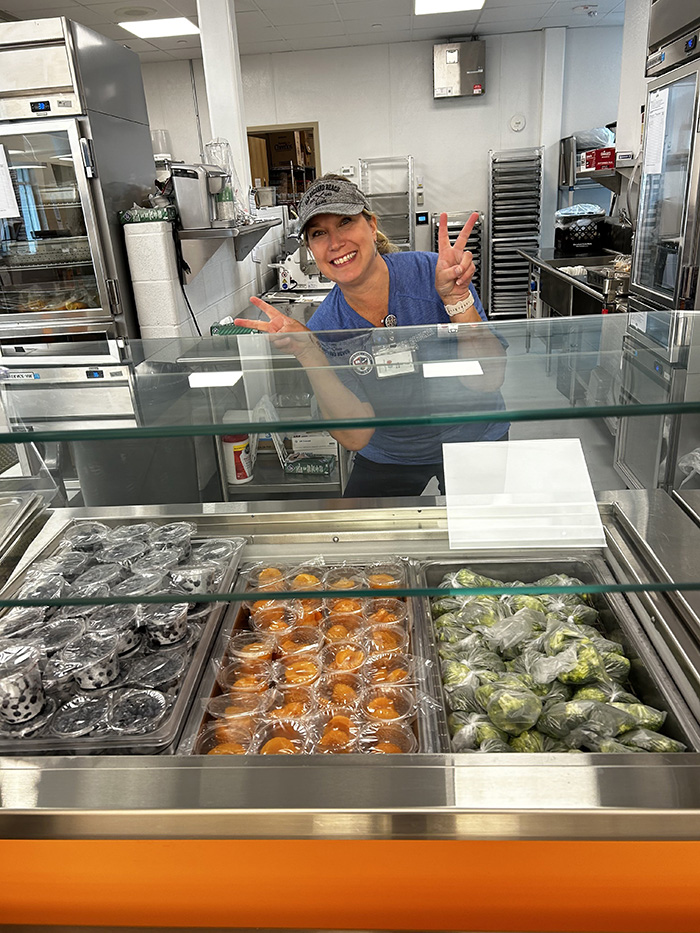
[585,147,616,170]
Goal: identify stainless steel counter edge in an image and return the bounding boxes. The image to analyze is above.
[514,248,610,302]
[3,490,700,840]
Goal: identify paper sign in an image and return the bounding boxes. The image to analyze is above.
[443,438,605,550]
[423,360,483,378]
[0,145,20,219]
[644,87,668,176]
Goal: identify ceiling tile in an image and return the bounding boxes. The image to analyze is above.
[236,10,280,40]
[602,11,625,24]
[86,21,133,39]
[239,38,292,54]
[256,0,335,7]
[477,3,554,23]
[6,0,79,10]
[260,2,341,27]
[160,46,202,58]
[233,0,258,10]
[278,21,347,39]
[148,33,201,48]
[25,5,108,27]
[119,36,160,51]
[549,0,622,13]
[337,0,412,17]
[484,0,561,6]
[411,25,477,40]
[344,15,412,34]
[344,29,414,44]
[282,35,356,50]
[137,49,176,61]
[82,0,187,22]
[474,20,541,34]
[165,0,197,14]
[411,10,481,28]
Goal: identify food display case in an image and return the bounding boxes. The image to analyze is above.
[2,313,700,930]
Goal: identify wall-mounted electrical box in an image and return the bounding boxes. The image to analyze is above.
[433,41,485,99]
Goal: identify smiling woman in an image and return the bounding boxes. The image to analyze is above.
[235,173,508,498]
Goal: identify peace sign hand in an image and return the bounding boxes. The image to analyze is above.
[235,297,318,361]
[434,211,478,306]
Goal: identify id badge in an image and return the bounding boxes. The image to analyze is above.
[374,343,416,378]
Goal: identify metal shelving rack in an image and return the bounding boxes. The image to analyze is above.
[487,146,543,319]
[359,155,415,251]
[430,211,483,299]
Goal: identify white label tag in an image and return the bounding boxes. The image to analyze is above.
[374,345,416,378]
[0,145,20,219]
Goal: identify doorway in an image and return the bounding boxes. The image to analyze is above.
[246,122,319,209]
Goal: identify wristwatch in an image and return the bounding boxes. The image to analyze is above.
[444,292,475,317]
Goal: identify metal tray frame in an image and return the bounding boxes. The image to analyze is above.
[178,556,445,755]
[419,555,700,752]
[0,518,244,755]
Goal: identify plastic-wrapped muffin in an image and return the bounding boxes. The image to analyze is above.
[0,643,45,724]
[359,722,418,754]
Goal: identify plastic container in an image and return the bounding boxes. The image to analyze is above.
[257,720,309,755]
[168,564,217,595]
[32,550,90,581]
[73,563,123,590]
[192,537,245,563]
[0,644,45,724]
[322,613,367,643]
[362,685,415,725]
[359,722,418,754]
[227,631,276,665]
[61,633,121,691]
[323,595,365,617]
[50,694,110,738]
[132,550,181,574]
[108,688,170,734]
[126,650,188,690]
[87,604,140,655]
[141,603,189,646]
[0,606,45,640]
[106,523,156,542]
[288,564,325,590]
[195,720,258,755]
[278,654,322,687]
[363,598,408,629]
[323,567,367,591]
[265,684,316,721]
[312,711,361,754]
[95,540,149,570]
[290,598,325,626]
[18,573,69,602]
[321,640,367,674]
[316,672,363,712]
[217,659,273,695]
[112,572,165,598]
[249,600,297,635]
[41,617,86,656]
[61,521,109,551]
[276,626,323,657]
[204,691,271,729]
[222,434,254,484]
[367,625,409,657]
[366,562,406,589]
[150,522,196,556]
[241,563,291,592]
[364,653,413,686]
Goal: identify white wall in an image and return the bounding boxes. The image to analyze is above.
[141,59,211,164]
[561,27,624,138]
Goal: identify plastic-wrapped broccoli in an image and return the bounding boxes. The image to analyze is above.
[610,702,666,733]
[535,574,592,607]
[585,736,641,753]
[431,595,470,618]
[510,729,568,753]
[619,728,686,753]
[538,699,636,741]
[539,619,588,655]
[511,644,581,686]
[448,709,475,738]
[455,568,503,590]
[435,623,473,644]
[485,686,542,736]
[441,659,475,687]
[480,610,543,660]
[444,678,482,714]
[475,681,500,709]
[537,680,574,703]
[601,651,631,681]
[478,737,514,753]
[573,682,637,705]
[558,639,609,685]
[449,712,509,751]
[590,634,625,655]
[507,594,547,614]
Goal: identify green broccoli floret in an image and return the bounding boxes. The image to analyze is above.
[509,594,547,614]
[558,640,609,685]
[610,702,666,733]
[510,729,547,752]
[601,652,631,681]
[619,728,686,753]
[441,660,473,686]
[486,687,542,736]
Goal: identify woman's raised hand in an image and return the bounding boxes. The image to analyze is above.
[434,211,478,305]
[234,296,318,359]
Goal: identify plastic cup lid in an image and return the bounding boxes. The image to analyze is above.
[61,632,120,667]
[127,651,187,688]
[51,694,111,737]
[108,688,169,734]
[0,642,41,675]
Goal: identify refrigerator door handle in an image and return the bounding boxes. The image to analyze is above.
[79,136,96,178]
[679,264,698,307]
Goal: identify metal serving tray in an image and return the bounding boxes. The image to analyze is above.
[178,556,444,755]
[0,519,245,755]
[419,556,700,752]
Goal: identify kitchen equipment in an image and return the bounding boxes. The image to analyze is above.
[171,164,228,230]
[359,156,415,251]
[0,18,156,341]
[487,147,543,318]
[430,212,483,297]
[554,204,606,255]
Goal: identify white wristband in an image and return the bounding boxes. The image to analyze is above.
[444,292,475,317]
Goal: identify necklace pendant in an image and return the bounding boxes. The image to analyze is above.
[383,313,397,328]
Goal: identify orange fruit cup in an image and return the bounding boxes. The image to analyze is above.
[227,631,276,665]
[366,563,405,589]
[204,692,272,730]
[364,653,412,686]
[316,672,363,712]
[321,640,367,674]
[359,722,418,754]
[367,625,409,656]
[362,685,415,724]
[249,600,296,635]
[217,659,273,695]
[277,626,324,657]
[291,598,325,626]
[193,722,258,755]
[266,684,317,721]
[321,613,367,643]
[322,567,367,591]
[362,598,408,628]
[257,721,309,755]
[313,711,361,754]
[289,567,324,591]
[280,654,322,687]
[323,596,365,617]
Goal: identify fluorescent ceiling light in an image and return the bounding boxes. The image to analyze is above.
[188,371,243,388]
[415,0,485,13]
[119,17,199,38]
[423,360,483,378]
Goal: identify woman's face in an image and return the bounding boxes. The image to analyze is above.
[305,212,378,286]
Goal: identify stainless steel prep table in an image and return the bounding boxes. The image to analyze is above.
[3,488,700,841]
[516,246,622,317]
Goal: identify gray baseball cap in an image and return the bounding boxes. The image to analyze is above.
[297,176,370,232]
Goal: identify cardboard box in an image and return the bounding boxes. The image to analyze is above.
[289,431,338,454]
[269,130,304,168]
[584,147,616,170]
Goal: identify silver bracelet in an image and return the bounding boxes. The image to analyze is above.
[444,292,475,317]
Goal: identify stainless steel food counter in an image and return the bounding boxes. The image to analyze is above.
[2,488,700,842]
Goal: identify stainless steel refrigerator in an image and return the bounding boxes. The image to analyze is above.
[0,17,156,352]
[616,1,700,492]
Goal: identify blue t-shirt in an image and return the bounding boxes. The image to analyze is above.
[306,251,509,465]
